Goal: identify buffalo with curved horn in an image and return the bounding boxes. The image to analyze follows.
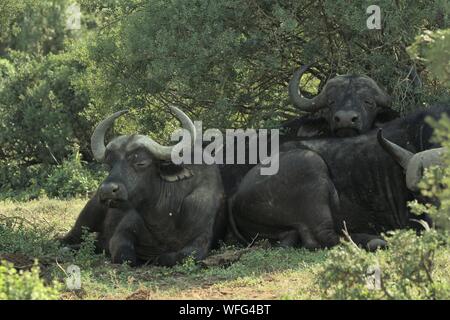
[284,64,396,138]
[219,64,398,199]
[229,105,448,251]
[61,106,226,266]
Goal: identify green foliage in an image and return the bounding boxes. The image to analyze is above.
[0,147,104,200]
[407,27,450,231]
[408,28,450,86]
[72,227,102,268]
[0,57,14,90]
[0,218,61,258]
[0,51,93,165]
[0,0,72,57]
[83,0,450,130]
[408,113,450,231]
[0,261,61,300]
[319,230,449,299]
[45,146,105,198]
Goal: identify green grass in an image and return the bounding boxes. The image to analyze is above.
[0,198,449,300]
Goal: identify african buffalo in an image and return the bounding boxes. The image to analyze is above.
[285,64,398,138]
[61,107,226,266]
[220,65,397,198]
[229,105,448,250]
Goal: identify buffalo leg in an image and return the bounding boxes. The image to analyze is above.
[157,189,222,267]
[61,195,107,245]
[350,233,387,251]
[277,230,301,247]
[96,208,128,254]
[297,185,340,250]
[109,211,142,266]
[157,233,211,267]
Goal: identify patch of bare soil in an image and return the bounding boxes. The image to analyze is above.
[174,283,279,300]
[200,240,271,268]
[125,274,280,300]
[126,289,152,300]
[199,248,252,268]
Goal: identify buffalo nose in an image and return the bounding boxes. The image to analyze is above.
[99,182,122,199]
[111,184,119,193]
[333,111,359,127]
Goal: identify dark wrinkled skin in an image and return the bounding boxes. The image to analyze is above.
[281,108,398,140]
[220,76,398,199]
[230,106,447,251]
[284,74,399,139]
[61,135,226,267]
[322,76,394,136]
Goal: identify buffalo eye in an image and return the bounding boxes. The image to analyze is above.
[328,100,335,106]
[135,162,148,168]
[103,153,113,169]
[133,157,151,169]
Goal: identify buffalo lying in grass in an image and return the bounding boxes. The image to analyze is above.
[61,107,226,266]
[230,106,447,250]
[221,65,398,198]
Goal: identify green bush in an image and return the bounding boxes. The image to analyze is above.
[0,0,72,57]
[82,0,450,130]
[0,261,61,300]
[44,145,105,198]
[0,51,93,166]
[0,161,47,200]
[318,230,449,300]
[0,146,105,200]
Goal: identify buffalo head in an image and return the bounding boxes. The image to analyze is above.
[91,106,196,207]
[289,64,392,137]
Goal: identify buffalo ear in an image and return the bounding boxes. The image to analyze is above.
[159,161,194,182]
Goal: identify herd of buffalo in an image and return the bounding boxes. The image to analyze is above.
[60,65,447,266]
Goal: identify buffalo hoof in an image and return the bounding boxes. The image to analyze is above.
[366,239,387,252]
[57,235,74,245]
[111,254,137,267]
[157,252,180,267]
[59,246,77,255]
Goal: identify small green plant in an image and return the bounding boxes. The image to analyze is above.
[73,227,102,268]
[0,215,61,258]
[318,229,449,300]
[0,261,61,300]
[177,255,200,274]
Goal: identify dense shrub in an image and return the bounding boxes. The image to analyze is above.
[318,229,449,299]
[0,51,93,166]
[44,146,105,198]
[0,146,105,200]
[0,0,72,57]
[82,0,450,130]
[0,261,61,300]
